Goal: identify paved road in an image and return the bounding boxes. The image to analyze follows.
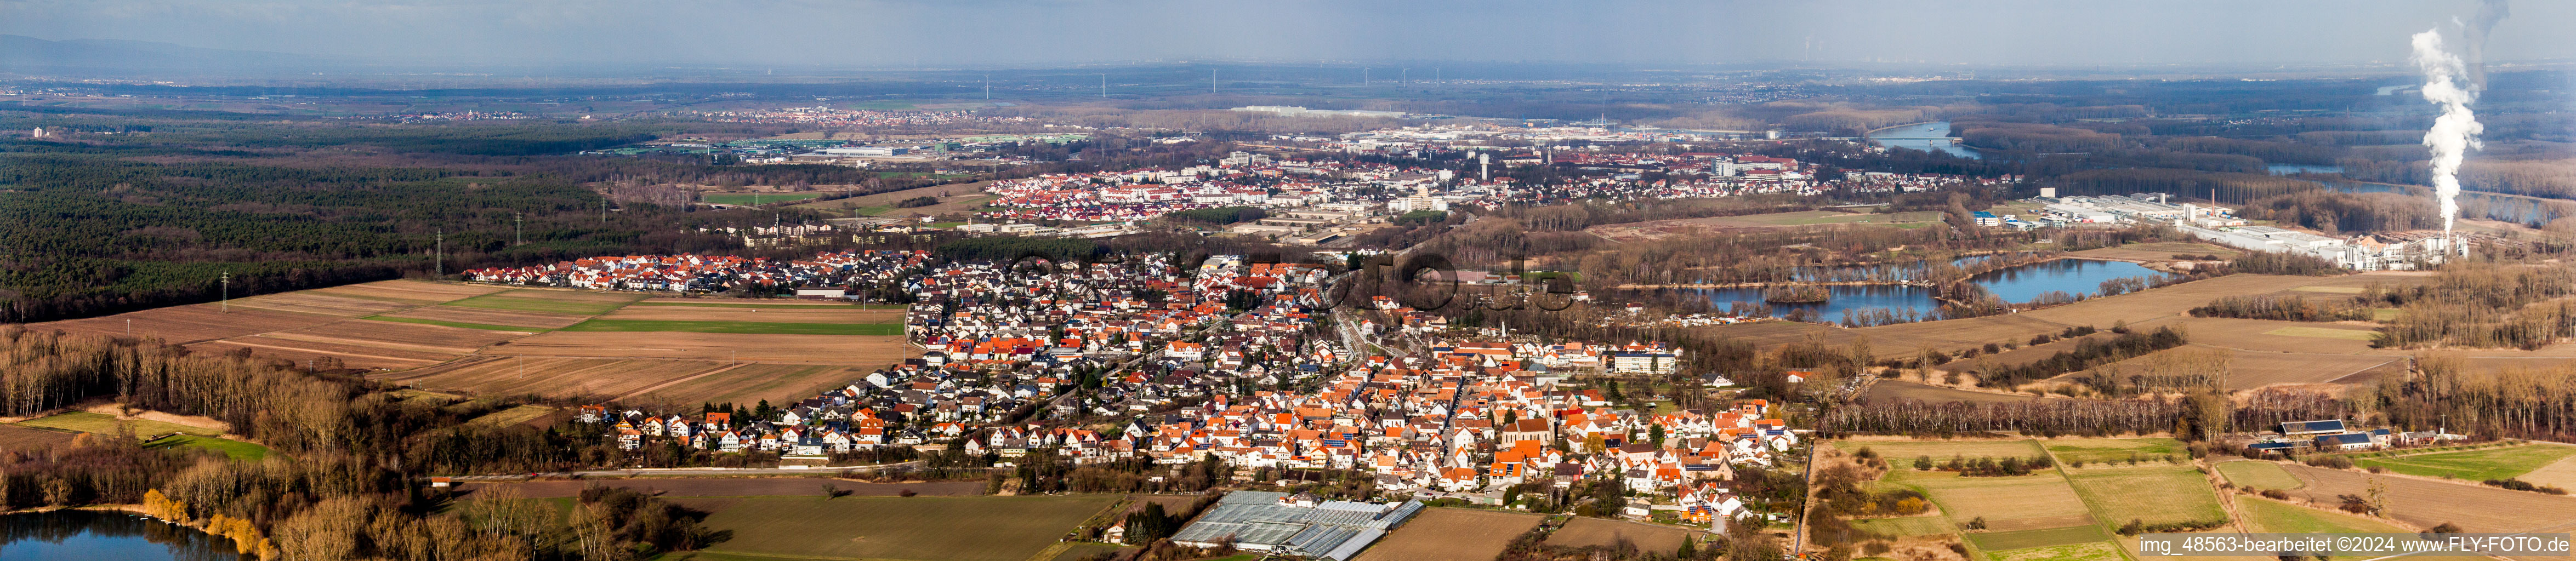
[434,460,925,482]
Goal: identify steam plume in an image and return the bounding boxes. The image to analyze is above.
[2410,30,2481,242]
[2463,0,2510,91]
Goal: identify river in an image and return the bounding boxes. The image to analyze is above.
[1866,122,1980,159]
[1681,259,2174,323]
[0,510,242,561]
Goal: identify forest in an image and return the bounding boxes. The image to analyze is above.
[0,108,943,323]
[0,326,752,559]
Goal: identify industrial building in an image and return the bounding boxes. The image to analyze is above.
[1168,491,1425,560]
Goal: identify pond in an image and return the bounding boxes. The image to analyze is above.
[1868,122,1980,159]
[0,510,242,561]
[1682,259,2176,323]
[1967,259,2176,304]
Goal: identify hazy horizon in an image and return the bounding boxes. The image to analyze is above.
[5,0,2571,69]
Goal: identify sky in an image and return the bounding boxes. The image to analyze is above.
[5,0,2571,68]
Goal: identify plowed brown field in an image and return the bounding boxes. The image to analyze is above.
[384,357,735,399]
[229,291,412,317]
[30,305,338,343]
[484,331,912,363]
[316,279,508,303]
[1355,508,1545,561]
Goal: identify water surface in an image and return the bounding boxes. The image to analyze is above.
[0,510,242,561]
[1681,258,2175,323]
[1868,122,1980,159]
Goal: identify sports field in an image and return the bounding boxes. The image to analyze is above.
[2348,443,2576,481]
[1356,508,1544,561]
[672,495,1118,561]
[2213,461,2302,490]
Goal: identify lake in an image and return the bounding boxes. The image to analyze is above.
[1967,259,2174,303]
[1867,122,1980,159]
[1684,259,2174,323]
[0,510,242,561]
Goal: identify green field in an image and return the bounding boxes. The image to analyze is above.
[2349,443,2576,481]
[2044,438,2183,465]
[2045,438,2185,465]
[145,434,270,462]
[676,495,1118,561]
[2238,496,2401,534]
[444,290,643,316]
[2262,327,2379,341]
[703,192,826,206]
[1881,469,2092,523]
[561,319,903,335]
[1982,542,2124,561]
[1967,526,2108,551]
[365,316,547,331]
[14,411,223,438]
[630,301,904,310]
[1852,515,1954,537]
[2066,465,2226,526]
[2215,461,2304,490]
